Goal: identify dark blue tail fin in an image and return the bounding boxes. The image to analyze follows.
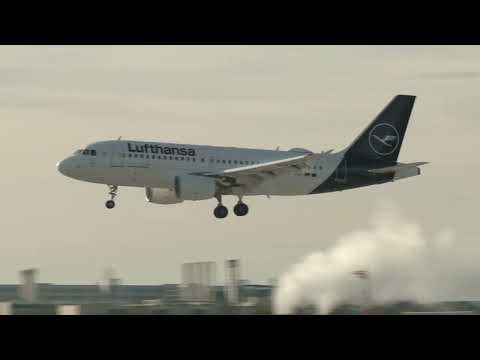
[345,95,416,166]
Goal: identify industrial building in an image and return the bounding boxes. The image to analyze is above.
[0,260,274,315]
[2,263,475,315]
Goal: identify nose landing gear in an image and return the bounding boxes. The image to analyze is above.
[105,185,118,209]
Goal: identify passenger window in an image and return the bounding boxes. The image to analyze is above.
[180,157,184,161]
[128,154,132,157]
[222,160,226,164]
[169,156,173,160]
[201,158,205,162]
[91,150,97,156]
[186,157,190,162]
[82,150,89,155]
[217,160,220,163]
[146,155,150,159]
[228,160,231,164]
[134,154,138,158]
[240,161,243,165]
[175,157,179,161]
[192,158,196,162]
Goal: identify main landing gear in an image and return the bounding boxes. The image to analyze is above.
[105,185,118,209]
[213,195,249,219]
[213,194,228,218]
[214,204,228,219]
[233,201,249,217]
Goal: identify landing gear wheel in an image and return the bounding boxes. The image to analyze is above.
[106,185,118,209]
[105,200,115,209]
[214,205,228,219]
[233,202,249,216]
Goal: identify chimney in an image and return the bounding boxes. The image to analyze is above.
[19,268,38,303]
[225,259,240,305]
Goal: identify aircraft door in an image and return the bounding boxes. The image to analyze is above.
[110,142,125,168]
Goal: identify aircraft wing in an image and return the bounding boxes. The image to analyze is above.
[190,153,316,185]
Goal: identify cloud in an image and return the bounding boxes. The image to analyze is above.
[274,205,480,314]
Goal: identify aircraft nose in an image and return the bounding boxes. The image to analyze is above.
[57,158,73,176]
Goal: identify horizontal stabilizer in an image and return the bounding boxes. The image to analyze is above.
[367,162,429,174]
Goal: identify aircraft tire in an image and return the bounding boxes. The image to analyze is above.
[106,200,115,209]
[233,203,249,216]
[214,205,228,219]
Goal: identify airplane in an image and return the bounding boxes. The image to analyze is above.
[57,95,428,219]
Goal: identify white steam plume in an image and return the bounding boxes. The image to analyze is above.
[274,206,480,314]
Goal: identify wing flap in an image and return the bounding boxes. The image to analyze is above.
[190,153,315,184]
[223,154,313,177]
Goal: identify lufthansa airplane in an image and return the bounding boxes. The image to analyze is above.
[57,95,428,218]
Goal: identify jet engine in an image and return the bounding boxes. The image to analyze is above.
[145,175,217,204]
[145,187,183,204]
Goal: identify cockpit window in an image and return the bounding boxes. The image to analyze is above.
[75,149,97,156]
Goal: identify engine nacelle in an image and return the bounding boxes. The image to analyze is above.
[145,175,217,204]
[145,187,183,204]
[175,174,217,201]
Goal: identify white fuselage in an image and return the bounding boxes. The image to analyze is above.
[57,140,344,197]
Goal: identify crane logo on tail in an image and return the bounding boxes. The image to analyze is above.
[368,123,400,156]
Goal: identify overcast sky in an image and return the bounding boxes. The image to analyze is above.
[1,45,478,285]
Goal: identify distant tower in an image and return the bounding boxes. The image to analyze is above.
[181,262,216,303]
[352,270,372,312]
[100,268,121,299]
[19,268,38,303]
[225,259,241,305]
